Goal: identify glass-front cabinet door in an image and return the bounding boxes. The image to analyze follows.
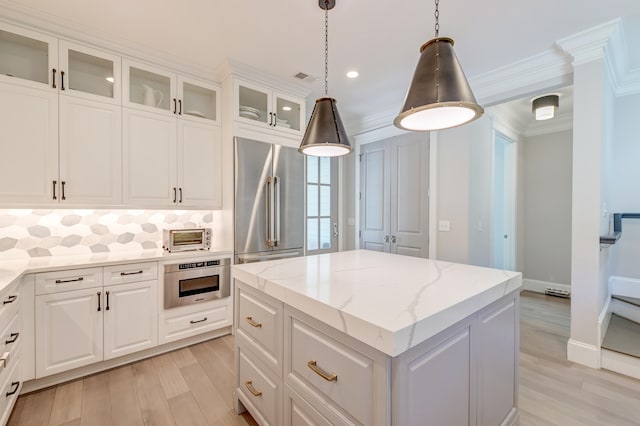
[234,79,305,137]
[236,80,270,126]
[123,59,176,114]
[274,92,303,134]
[59,41,121,104]
[0,23,57,90]
[178,76,220,124]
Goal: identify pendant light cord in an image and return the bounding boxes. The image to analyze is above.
[434,0,439,37]
[324,0,329,96]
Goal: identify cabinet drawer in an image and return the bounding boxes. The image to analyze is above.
[0,285,20,329]
[36,267,103,295]
[0,313,20,357]
[286,385,333,426]
[237,286,282,368]
[0,350,21,426]
[103,262,158,286]
[288,317,374,425]
[238,345,281,426]
[160,304,230,344]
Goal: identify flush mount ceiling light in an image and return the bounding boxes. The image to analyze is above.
[532,94,559,121]
[394,0,483,131]
[299,0,352,157]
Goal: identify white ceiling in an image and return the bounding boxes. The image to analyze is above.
[2,0,639,131]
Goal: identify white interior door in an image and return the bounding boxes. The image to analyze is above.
[390,134,430,257]
[492,131,516,270]
[360,140,391,252]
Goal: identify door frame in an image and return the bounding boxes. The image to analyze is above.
[491,127,517,270]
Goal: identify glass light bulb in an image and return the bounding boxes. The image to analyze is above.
[400,106,477,131]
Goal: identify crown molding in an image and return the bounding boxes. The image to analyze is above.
[469,49,573,107]
[556,18,622,66]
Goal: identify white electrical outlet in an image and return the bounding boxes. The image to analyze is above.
[438,220,451,232]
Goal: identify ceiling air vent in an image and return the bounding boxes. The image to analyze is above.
[293,72,318,83]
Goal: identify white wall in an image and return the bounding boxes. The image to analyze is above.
[467,118,493,267]
[610,92,640,278]
[341,153,357,251]
[523,130,572,285]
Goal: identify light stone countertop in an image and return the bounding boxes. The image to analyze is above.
[0,249,233,293]
[233,249,522,357]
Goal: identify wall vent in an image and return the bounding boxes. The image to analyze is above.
[545,288,571,298]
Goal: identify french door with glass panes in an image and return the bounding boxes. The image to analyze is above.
[306,156,338,254]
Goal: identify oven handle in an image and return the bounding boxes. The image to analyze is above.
[236,251,302,264]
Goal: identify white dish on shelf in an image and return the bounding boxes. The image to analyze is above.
[239,105,260,113]
[184,110,206,118]
[240,110,260,120]
[277,122,291,128]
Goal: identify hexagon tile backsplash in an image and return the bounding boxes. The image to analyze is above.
[0,209,214,259]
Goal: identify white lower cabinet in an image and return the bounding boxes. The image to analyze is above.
[35,263,158,378]
[0,278,23,425]
[159,301,230,344]
[235,279,519,426]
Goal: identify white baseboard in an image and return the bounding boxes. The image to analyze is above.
[601,349,640,380]
[611,298,640,323]
[567,339,601,368]
[610,276,640,298]
[522,278,571,295]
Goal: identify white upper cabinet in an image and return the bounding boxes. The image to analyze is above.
[58,40,121,104]
[0,23,57,91]
[234,78,305,138]
[123,59,220,125]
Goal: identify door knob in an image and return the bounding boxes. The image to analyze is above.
[384,235,390,243]
[390,235,396,243]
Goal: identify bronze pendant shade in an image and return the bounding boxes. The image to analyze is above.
[299,97,351,157]
[298,0,352,157]
[394,37,483,131]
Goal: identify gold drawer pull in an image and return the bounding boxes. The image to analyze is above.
[307,360,338,382]
[245,380,262,397]
[245,316,262,328]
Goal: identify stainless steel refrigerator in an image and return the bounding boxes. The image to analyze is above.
[234,137,304,264]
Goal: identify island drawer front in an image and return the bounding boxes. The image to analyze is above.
[159,304,230,344]
[35,268,103,295]
[103,262,158,286]
[238,345,281,426]
[0,349,21,425]
[285,385,352,426]
[0,313,20,357]
[0,285,20,330]
[237,286,282,361]
[288,316,374,425]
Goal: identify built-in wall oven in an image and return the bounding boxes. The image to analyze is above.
[163,258,230,309]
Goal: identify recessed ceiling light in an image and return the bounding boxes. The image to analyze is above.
[282,106,292,111]
[346,70,359,79]
[106,76,115,83]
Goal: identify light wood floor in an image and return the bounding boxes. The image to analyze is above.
[8,291,640,425]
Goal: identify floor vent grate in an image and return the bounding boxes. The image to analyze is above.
[545,288,571,298]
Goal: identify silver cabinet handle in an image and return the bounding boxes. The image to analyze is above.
[55,277,83,284]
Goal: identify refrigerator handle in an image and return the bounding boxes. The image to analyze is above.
[265,177,273,247]
[274,176,280,246]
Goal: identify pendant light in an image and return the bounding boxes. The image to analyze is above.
[299,0,352,157]
[394,0,483,131]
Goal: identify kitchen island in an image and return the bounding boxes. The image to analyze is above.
[233,250,522,425]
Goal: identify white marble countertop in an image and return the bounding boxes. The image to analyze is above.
[0,249,233,293]
[233,250,522,357]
